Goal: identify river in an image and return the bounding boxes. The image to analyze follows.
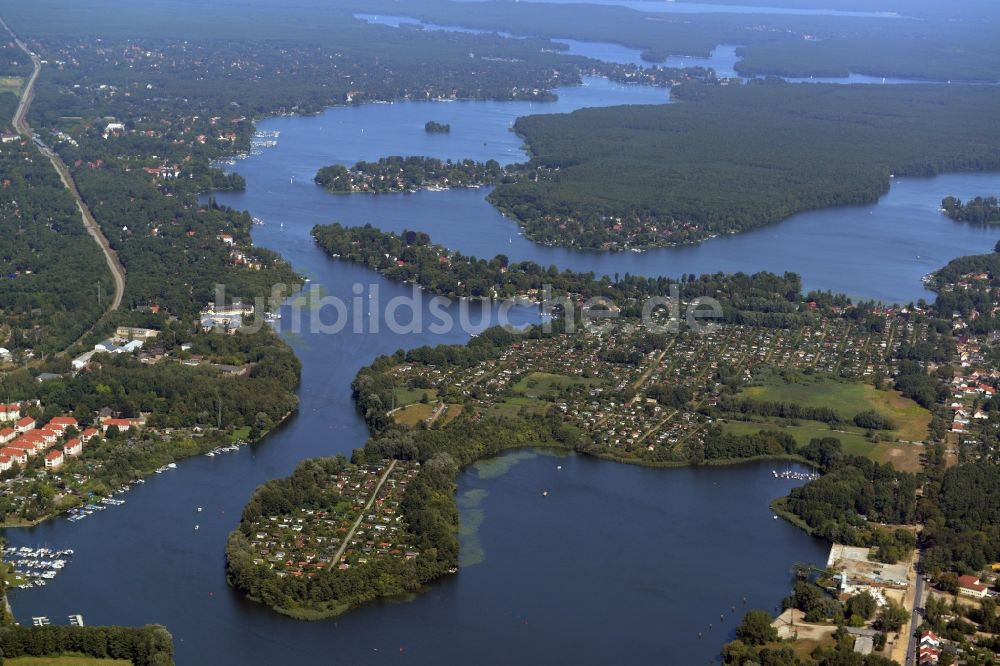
[4,64,999,666]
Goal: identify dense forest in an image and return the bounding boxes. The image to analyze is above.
[490,83,1000,249]
[775,439,919,545]
[941,195,1000,224]
[66,165,298,318]
[0,624,174,666]
[18,27,586,121]
[0,136,113,355]
[921,463,1000,575]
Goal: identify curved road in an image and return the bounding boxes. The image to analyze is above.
[2,16,126,314]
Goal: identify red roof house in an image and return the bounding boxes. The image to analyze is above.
[44,449,64,469]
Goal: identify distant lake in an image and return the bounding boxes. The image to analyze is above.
[452,0,907,18]
[355,13,929,81]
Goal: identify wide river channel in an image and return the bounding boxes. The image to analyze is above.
[5,56,999,665]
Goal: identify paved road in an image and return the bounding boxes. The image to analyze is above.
[2,16,126,315]
[329,459,398,570]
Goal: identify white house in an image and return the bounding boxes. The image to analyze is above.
[958,575,989,599]
[63,438,83,457]
[72,350,96,370]
[44,449,64,469]
[0,403,20,422]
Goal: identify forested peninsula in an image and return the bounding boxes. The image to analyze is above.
[489,83,1000,249]
[227,222,976,619]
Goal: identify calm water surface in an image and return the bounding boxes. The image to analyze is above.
[4,75,996,665]
[356,14,944,82]
[453,0,905,18]
[212,77,999,303]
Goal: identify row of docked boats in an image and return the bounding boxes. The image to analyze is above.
[205,439,248,458]
[3,546,74,588]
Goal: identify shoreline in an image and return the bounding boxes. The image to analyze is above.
[231,436,822,619]
[0,407,297,532]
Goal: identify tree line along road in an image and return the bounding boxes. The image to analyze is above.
[2,15,127,319]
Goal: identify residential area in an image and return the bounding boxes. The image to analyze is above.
[386,305,934,465]
[239,460,423,579]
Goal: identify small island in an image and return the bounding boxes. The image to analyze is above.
[941,195,1000,224]
[424,120,451,133]
[314,156,515,194]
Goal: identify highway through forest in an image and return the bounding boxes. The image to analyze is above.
[2,15,126,317]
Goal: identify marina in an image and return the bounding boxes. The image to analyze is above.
[204,440,249,458]
[772,469,821,482]
[3,546,74,589]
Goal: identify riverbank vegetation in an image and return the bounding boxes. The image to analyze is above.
[0,625,173,666]
[490,83,1000,249]
[313,222,815,309]
[941,195,1000,225]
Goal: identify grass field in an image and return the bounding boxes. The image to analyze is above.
[511,371,602,398]
[393,402,464,427]
[393,402,436,426]
[741,378,931,441]
[0,76,23,96]
[8,656,131,666]
[439,403,463,426]
[393,387,437,408]
[721,418,880,458]
[484,395,551,419]
[725,378,929,470]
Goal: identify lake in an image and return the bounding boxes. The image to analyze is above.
[355,13,953,83]
[452,0,906,18]
[213,76,998,304]
[3,69,997,666]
